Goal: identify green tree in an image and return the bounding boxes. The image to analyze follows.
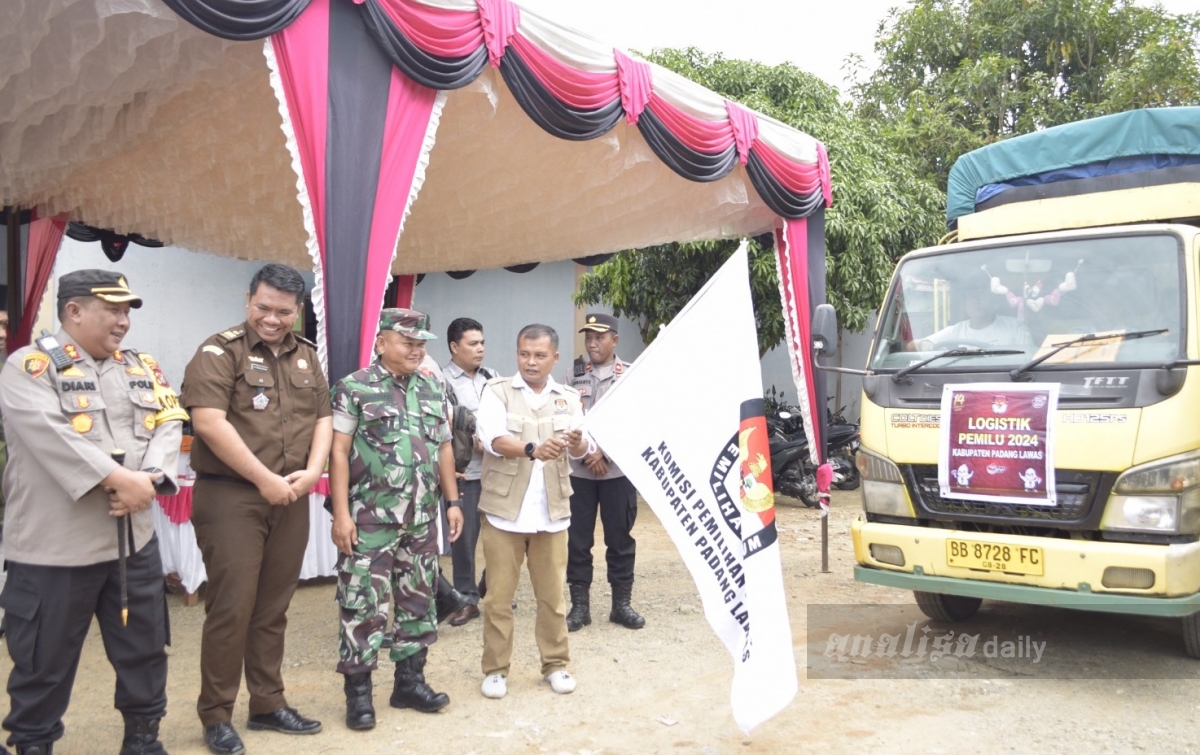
[574,50,944,351]
[855,0,1200,187]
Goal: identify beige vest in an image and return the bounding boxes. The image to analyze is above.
[478,377,579,522]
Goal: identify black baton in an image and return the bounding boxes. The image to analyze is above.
[112,448,129,627]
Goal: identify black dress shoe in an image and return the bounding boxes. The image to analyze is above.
[247,707,322,735]
[203,722,245,755]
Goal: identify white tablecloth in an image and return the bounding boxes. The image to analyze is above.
[154,492,338,594]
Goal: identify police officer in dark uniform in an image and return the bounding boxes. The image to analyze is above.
[0,270,185,755]
[181,264,332,755]
[565,313,645,631]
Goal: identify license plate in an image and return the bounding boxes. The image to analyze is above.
[946,539,1044,576]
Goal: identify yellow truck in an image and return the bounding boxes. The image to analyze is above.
[831,107,1200,655]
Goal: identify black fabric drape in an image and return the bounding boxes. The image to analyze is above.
[503,262,539,273]
[324,0,394,384]
[160,0,311,40]
[745,151,824,220]
[636,108,738,184]
[572,253,614,267]
[65,222,164,262]
[499,49,624,141]
[360,0,489,90]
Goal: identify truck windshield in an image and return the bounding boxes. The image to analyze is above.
[870,233,1184,372]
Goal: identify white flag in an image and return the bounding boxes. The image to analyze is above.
[583,244,797,734]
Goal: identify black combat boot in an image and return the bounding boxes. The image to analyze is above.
[343,672,376,730]
[609,582,645,629]
[119,714,167,755]
[389,648,450,713]
[434,575,468,624]
[566,583,591,632]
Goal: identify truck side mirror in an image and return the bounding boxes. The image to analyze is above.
[812,303,839,358]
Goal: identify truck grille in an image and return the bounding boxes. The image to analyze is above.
[903,465,1105,526]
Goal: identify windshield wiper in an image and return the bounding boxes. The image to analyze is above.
[892,347,1025,383]
[1008,328,1169,381]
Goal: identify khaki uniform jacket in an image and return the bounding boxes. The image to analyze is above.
[0,330,182,567]
[182,324,331,479]
[568,356,629,481]
[478,377,580,522]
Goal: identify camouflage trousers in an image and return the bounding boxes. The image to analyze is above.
[335,521,439,675]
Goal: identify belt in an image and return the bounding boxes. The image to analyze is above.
[195,472,254,486]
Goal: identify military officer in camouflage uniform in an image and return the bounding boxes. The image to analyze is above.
[329,309,463,731]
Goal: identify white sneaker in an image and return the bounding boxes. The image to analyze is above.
[481,673,507,699]
[544,670,576,694]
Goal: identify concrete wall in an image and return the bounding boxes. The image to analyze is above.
[50,239,288,386]
[8,237,875,420]
[412,262,647,380]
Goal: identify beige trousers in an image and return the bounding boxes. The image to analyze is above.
[479,518,570,677]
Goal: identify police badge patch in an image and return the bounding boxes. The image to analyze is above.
[72,414,93,433]
[22,353,50,378]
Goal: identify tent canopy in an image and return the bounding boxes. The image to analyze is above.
[2,0,825,274]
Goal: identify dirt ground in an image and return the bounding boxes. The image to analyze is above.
[12,490,1200,755]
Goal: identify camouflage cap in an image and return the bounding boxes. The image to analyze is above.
[379,308,437,340]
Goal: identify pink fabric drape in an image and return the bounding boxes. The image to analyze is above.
[357,69,438,368]
[775,218,824,470]
[511,35,617,109]
[271,0,331,269]
[751,141,824,194]
[372,0,484,57]
[15,213,68,351]
[614,50,652,124]
[724,101,759,166]
[646,94,734,153]
[477,0,520,67]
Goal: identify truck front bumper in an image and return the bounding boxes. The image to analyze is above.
[853,517,1200,617]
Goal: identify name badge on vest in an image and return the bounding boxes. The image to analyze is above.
[252,388,269,411]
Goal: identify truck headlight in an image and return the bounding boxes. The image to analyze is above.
[1104,450,1200,534]
[857,447,915,518]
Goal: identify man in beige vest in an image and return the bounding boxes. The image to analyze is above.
[474,324,589,700]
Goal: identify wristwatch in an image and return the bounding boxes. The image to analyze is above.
[446,498,462,508]
[524,442,536,459]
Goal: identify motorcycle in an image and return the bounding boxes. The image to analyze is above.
[765,400,860,508]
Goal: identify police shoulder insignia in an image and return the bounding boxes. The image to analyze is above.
[111,350,125,363]
[22,353,50,379]
[72,414,93,434]
[125,366,147,376]
[218,328,245,342]
[294,334,318,348]
[614,361,625,374]
[63,343,81,361]
[203,345,224,356]
[61,365,86,378]
[138,353,171,388]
